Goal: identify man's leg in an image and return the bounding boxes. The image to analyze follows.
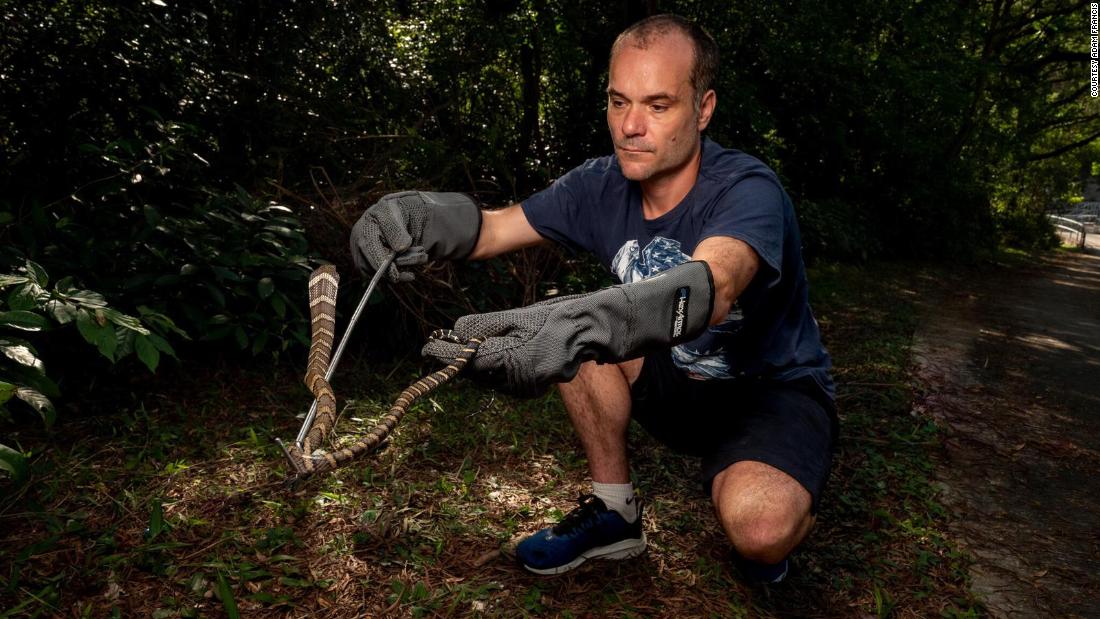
[556,359,644,484]
[558,361,821,562]
[514,359,646,574]
[710,461,815,565]
[700,380,836,582]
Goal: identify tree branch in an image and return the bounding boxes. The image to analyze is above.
[1026,112,1100,135]
[1009,50,1091,75]
[992,0,1088,39]
[1049,83,1090,106]
[1024,127,1100,161]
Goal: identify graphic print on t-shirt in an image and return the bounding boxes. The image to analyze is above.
[611,237,742,380]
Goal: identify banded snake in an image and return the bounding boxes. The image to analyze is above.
[281,264,482,481]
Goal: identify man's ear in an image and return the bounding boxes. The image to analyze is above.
[697,89,716,131]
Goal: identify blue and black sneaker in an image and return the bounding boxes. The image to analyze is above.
[516,494,646,575]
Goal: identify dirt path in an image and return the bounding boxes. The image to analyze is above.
[913,249,1100,617]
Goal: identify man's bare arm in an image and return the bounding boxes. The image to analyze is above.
[692,236,761,325]
[467,203,549,260]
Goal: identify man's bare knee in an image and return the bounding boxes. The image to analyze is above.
[712,461,814,563]
[726,510,809,563]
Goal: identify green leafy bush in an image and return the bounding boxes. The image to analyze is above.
[125,187,313,355]
[0,260,178,484]
[994,207,1059,251]
[3,115,312,358]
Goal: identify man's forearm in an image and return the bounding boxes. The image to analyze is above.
[692,235,760,325]
[467,203,549,260]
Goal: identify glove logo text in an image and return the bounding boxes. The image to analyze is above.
[671,286,690,340]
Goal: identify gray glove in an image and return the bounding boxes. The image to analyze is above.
[422,260,714,396]
[350,191,482,282]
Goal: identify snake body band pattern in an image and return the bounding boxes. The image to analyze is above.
[281,264,481,481]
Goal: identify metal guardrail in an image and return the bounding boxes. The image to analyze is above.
[1049,214,1086,249]
[1055,202,1100,229]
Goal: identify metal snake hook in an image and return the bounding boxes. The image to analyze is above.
[290,253,395,449]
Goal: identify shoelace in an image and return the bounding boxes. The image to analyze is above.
[551,494,605,535]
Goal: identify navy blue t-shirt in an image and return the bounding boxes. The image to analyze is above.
[521,137,834,399]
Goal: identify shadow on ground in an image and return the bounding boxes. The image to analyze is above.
[913,249,1100,617]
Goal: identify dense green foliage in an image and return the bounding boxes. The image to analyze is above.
[4,1,1093,262]
[0,260,179,481]
[0,1,1096,475]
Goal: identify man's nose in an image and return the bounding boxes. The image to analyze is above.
[621,105,646,137]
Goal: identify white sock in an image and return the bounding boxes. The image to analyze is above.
[592,481,639,523]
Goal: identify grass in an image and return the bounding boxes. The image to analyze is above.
[0,261,982,617]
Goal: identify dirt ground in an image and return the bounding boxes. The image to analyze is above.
[912,246,1100,617]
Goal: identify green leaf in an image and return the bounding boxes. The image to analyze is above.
[263,225,297,238]
[24,260,48,288]
[77,311,118,361]
[233,326,248,350]
[250,331,268,355]
[257,277,275,299]
[210,266,241,282]
[135,334,159,373]
[0,275,29,288]
[270,293,287,318]
[137,306,190,339]
[0,443,28,485]
[115,329,135,359]
[147,499,164,540]
[3,364,59,398]
[261,204,294,215]
[0,337,42,371]
[215,572,240,619]
[99,307,150,334]
[8,282,44,310]
[61,288,108,309]
[146,333,177,358]
[75,307,96,336]
[16,386,55,427]
[203,283,226,308]
[54,276,76,294]
[44,299,79,324]
[0,310,49,331]
[0,381,15,405]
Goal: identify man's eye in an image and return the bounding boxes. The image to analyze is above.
[611,99,626,108]
[651,105,668,113]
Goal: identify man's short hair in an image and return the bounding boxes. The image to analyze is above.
[610,14,720,111]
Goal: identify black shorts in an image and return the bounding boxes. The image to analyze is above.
[630,352,839,512]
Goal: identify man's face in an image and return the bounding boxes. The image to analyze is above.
[606,32,712,182]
